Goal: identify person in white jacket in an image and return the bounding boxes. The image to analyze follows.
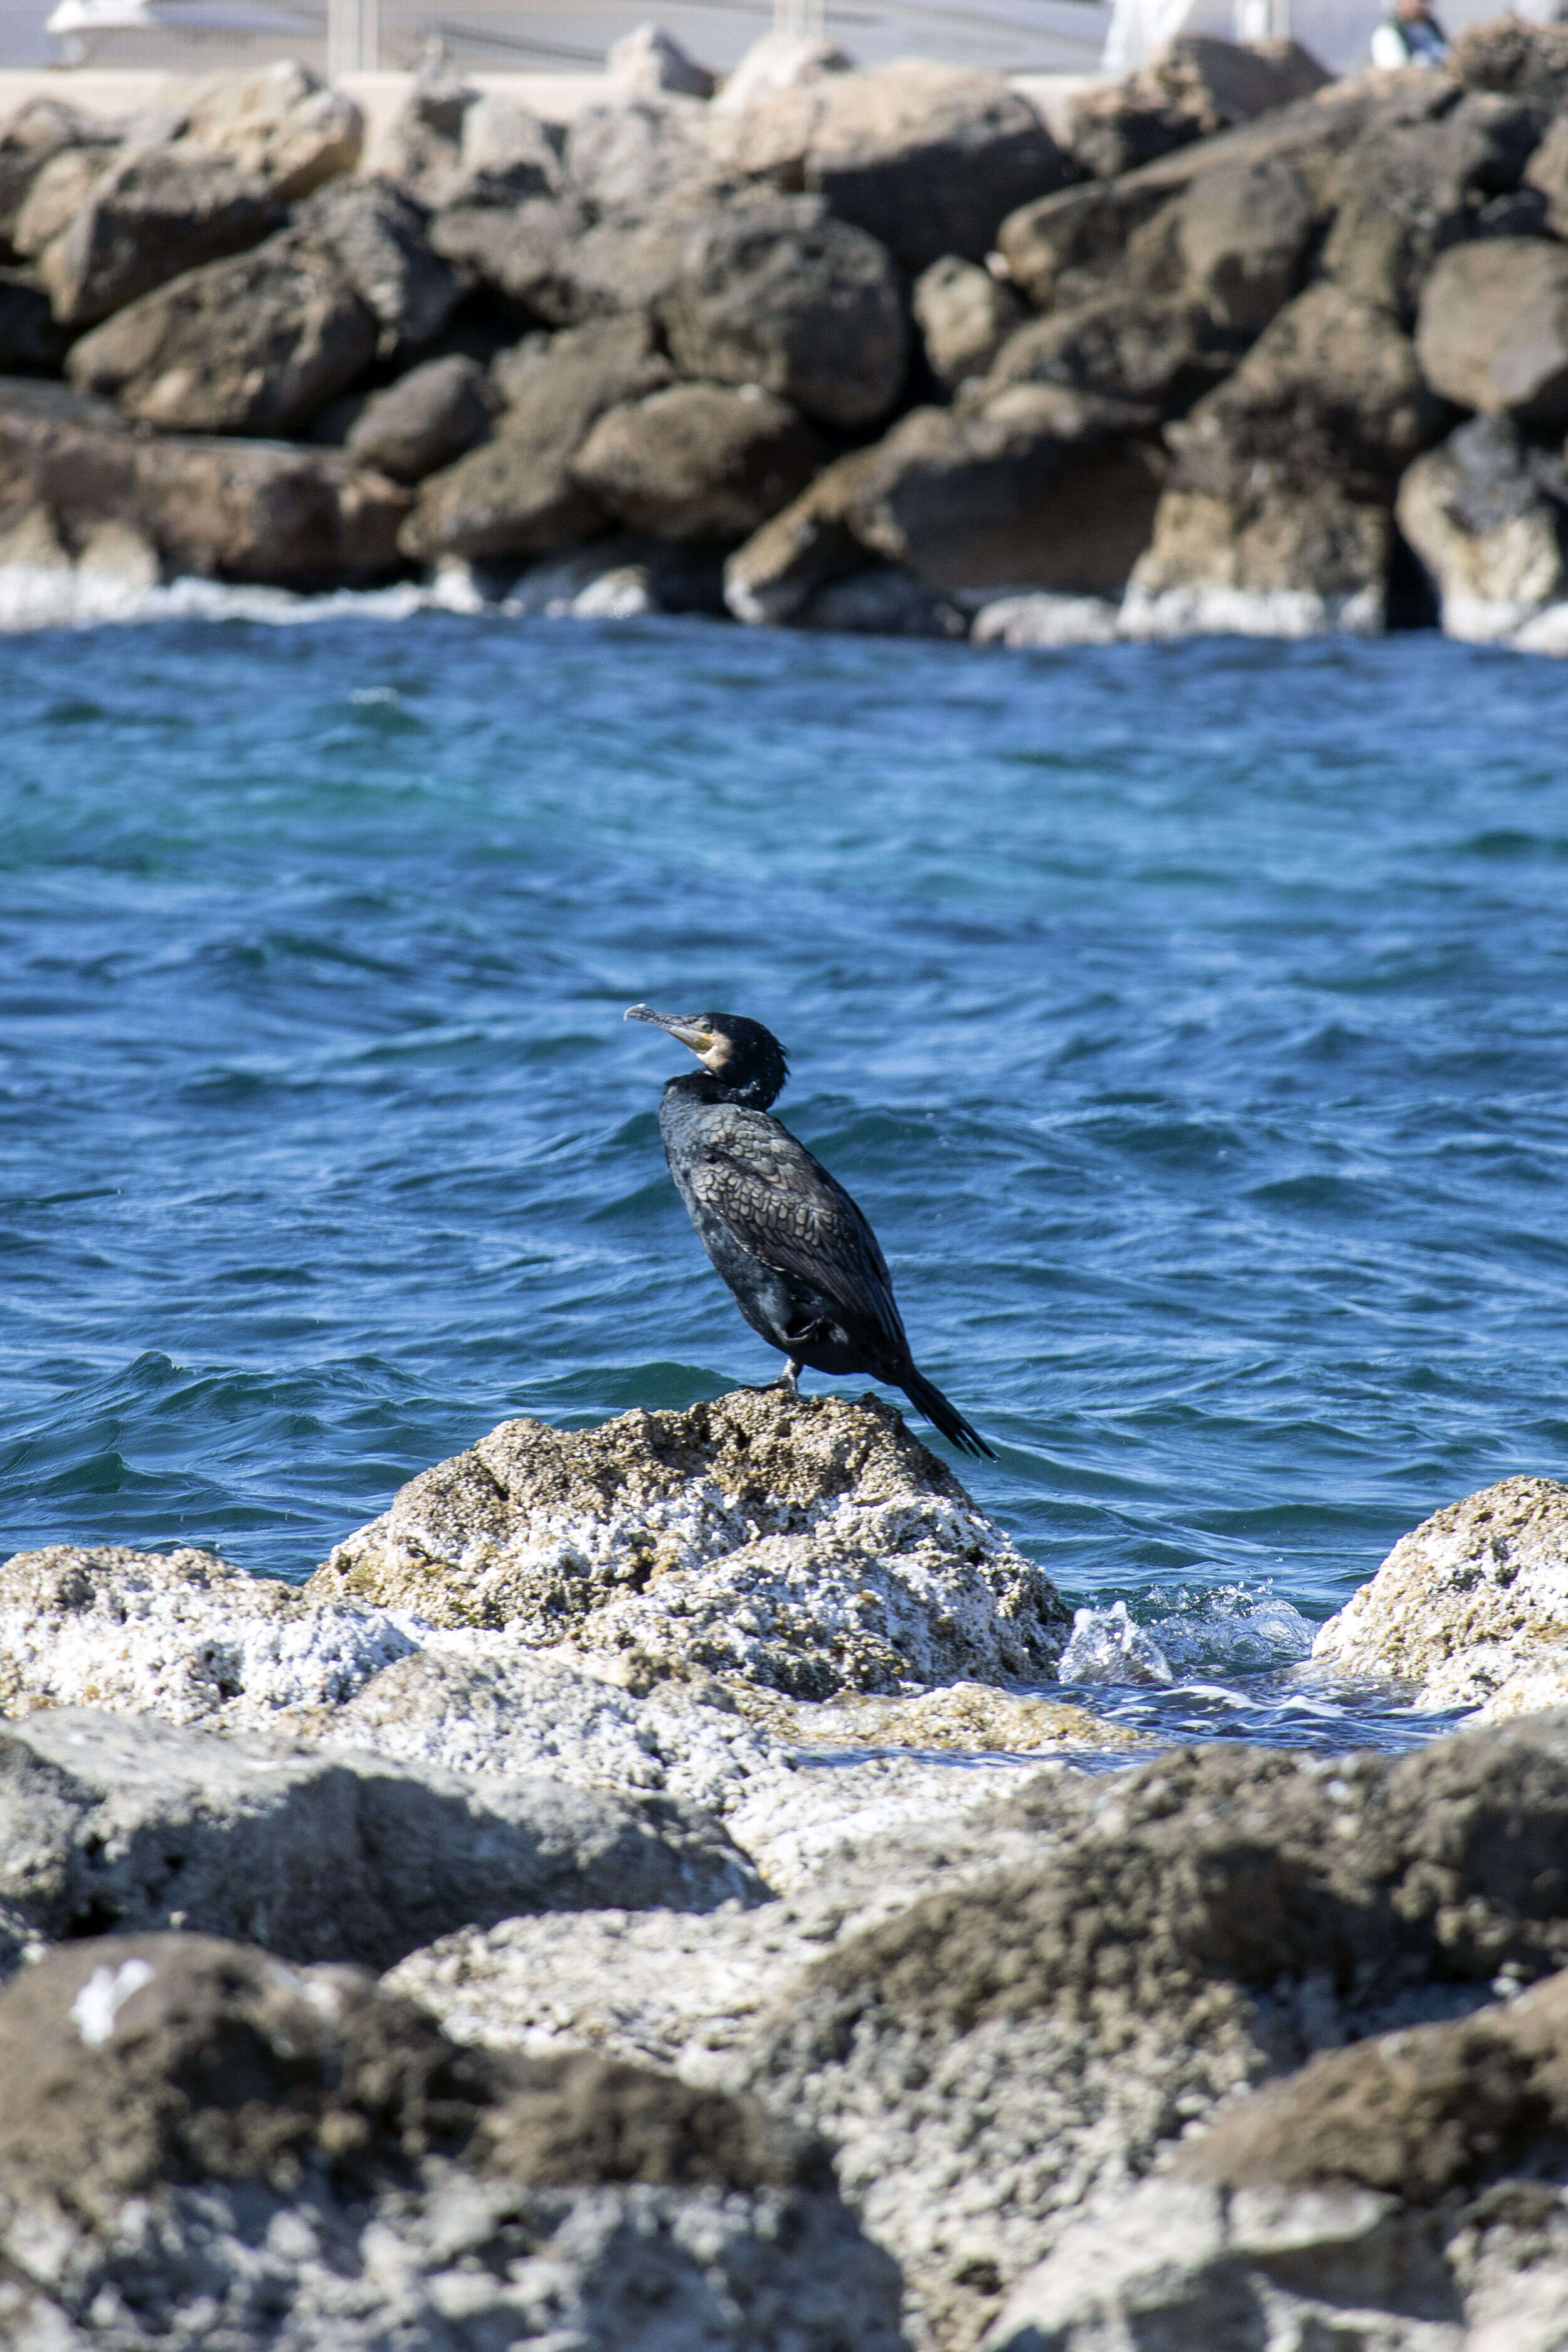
[1371,0,1449,66]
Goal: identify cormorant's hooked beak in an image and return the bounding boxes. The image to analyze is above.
[625,1004,714,1055]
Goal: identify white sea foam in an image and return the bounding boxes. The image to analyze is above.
[1057,1586,1315,1688]
[0,561,452,635]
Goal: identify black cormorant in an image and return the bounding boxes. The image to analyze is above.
[625,1005,995,1460]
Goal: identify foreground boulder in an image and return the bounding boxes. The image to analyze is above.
[573,380,818,539]
[1124,281,1442,636]
[0,379,408,584]
[0,1703,758,1976]
[745,1716,1568,2344]
[1314,1475,1568,1716]
[0,1934,903,2351]
[990,1964,1568,2348]
[0,377,408,581]
[309,1387,1070,1696]
[1397,414,1568,642]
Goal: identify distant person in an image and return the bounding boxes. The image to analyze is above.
[1371,0,1449,67]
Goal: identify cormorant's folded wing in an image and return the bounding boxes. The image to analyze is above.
[687,1107,907,1353]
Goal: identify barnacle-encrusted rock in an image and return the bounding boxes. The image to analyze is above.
[309,1386,1070,1697]
[1313,1473,1568,1715]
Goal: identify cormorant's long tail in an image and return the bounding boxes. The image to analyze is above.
[899,1364,997,1462]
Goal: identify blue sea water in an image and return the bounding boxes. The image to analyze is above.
[3,608,1566,1751]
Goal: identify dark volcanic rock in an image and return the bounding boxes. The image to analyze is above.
[1417,236,1568,425]
[987,293,1227,413]
[400,314,669,563]
[9,141,115,259]
[0,267,69,373]
[1126,156,1315,336]
[723,444,886,623]
[345,352,493,484]
[572,380,818,540]
[0,1934,903,2351]
[0,377,408,585]
[995,175,1172,311]
[39,148,284,331]
[1170,280,1443,500]
[0,1703,760,1973]
[66,228,376,435]
[1452,13,1568,107]
[659,196,908,430]
[295,177,463,361]
[847,386,1164,597]
[749,1716,1568,2346]
[1321,92,1547,324]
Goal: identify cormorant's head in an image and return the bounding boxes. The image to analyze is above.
[624,1007,789,1108]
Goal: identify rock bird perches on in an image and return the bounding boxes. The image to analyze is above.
[625,1004,995,1460]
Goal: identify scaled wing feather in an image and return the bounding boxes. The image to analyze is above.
[687,1108,906,1353]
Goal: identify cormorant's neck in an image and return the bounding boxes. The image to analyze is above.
[663,1068,783,1113]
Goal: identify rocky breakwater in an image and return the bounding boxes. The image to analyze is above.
[12,1404,1568,2343]
[11,25,1568,646]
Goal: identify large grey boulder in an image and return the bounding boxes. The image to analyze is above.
[294,177,463,360]
[997,70,1454,309]
[429,188,597,322]
[1322,92,1547,325]
[845,386,1166,598]
[1125,155,1315,337]
[1397,415,1568,643]
[1313,1475,1568,1717]
[0,378,409,584]
[572,379,818,539]
[913,255,1024,392]
[0,1934,903,2352]
[1124,281,1442,637]
[38,148,283,329]
[1417,236,1568,425]
[566,94,723,219]
[798,61,1071,275]
[345,352,493,484]
[746,1717,1568,2347]
[988,1965,1568,2350]
[400,313,670,563]
[706,60,1069,274]
[1066,33,1330,179]
[658,196,908,430]
[66,227,377,434]
[159,60,362,200]
[0,1703,758,1975]
[308,1387,1069,1698]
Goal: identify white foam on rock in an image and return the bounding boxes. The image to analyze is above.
[1117,582,1385,641]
